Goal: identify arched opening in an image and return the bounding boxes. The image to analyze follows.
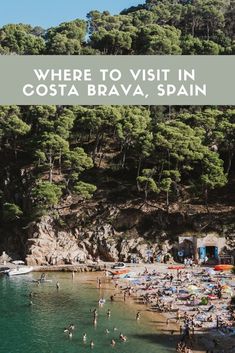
[179,239,194,258]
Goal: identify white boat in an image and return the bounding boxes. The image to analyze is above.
[8,266,33,276]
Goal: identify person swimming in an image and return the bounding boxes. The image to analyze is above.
[111,339,116,347]
[93,308,98,317]
[107,309,111,318]
[90,340,94,348]
[68,324,75,331]
[56,281,60,290]
[69,332,73,339]
[119,333,127,342]
[83,333,87,342]
[98,298,105,306]
[105,329,110,334]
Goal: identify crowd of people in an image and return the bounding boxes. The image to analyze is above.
[110,264,235,353]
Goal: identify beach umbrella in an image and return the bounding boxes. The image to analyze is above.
[205,268,215,275]
[222,288,233,295]
[188,285,199,292]
[222,285,233,293]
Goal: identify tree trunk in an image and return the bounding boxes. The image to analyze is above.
[49,150,53,183]
[226,151,234,174]
[166,190,169,213]
[121,148,127,168]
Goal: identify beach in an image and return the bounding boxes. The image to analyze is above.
[1,262,234,353]
[103,262,235,353]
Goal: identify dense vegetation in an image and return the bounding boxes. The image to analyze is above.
[0,0,235,55]
[0,105,234,224]
[0,0,234,226]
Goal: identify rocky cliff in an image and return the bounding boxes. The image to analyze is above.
[23,201,235,266]
[1,199,235,265]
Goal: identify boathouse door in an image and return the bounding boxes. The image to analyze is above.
[199,246,219,261]
[199,247,206,259]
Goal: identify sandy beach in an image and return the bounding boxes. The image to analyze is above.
[101,263,235,353]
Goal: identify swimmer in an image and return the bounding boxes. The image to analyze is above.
[69,332,73,339]
[120,333,127,342]
[56,281,60,290]
[64,328,69,333]
[107,309,111,318]
[90,340,94,349]
[105,329,110,334]
[69,324,75,331]
[136,311,141,320]
[93,318,97,327]
[111,339,116,347]
[83,333,87,342]
[113,327,118,331]
[93,308,98,317]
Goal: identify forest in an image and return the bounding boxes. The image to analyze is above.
[0,0,234,229]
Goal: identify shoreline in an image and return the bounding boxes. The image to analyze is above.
[97,263,235,353]
[2,262,235,352]
[103,269,206,353]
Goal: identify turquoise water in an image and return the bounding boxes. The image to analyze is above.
[0,273,174,353]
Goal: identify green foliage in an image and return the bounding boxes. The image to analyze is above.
[0,1,234,223]
[2,203,23,221]
[73,181,97,199]
[137,169,160,202]
[0,24,45,54]
[46,20,87,54]
[31,181,62,208]
[135,24,182,54]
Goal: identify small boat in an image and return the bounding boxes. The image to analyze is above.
[8,266,33,276]
[168,266,185,270]
[111,262,126,270]
[11,260,25,265]
[214,264,234,272]
[110,268,130,276]
[0,267,10,275]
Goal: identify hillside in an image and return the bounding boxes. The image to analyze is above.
[0,0,235,262]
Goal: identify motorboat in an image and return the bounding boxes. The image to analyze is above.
[111,262,126,269]
[214,264,234,271]
[0,267,10,275]
[7,266,33,276]
[11,260,25,265]
[110,268,130,276]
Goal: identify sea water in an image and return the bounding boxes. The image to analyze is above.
[0,273,175,353]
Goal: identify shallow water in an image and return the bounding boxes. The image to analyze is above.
[0,272,175,353]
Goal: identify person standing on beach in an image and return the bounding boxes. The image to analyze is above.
[136,312,141,320]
